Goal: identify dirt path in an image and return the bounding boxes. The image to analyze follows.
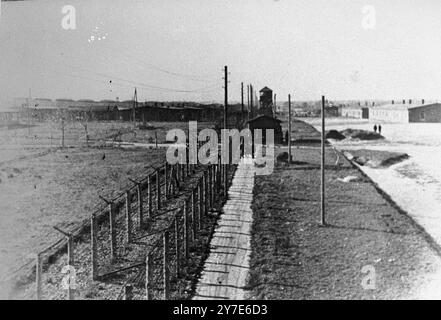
[193,158,255,300]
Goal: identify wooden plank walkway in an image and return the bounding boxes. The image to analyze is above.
[193,158,255,300]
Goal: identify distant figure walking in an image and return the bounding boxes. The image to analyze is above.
[373,124,377,133]
[378,125,382,134]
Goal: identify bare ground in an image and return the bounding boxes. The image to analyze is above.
[247,121,441,299]
[0,120,214,298]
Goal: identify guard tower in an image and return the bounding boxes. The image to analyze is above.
[259,87,273,116]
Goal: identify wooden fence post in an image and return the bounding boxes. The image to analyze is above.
[90,213,98,280]
[67,236,74,300]
[124,284,133,300]
[164,163,168,199]
[156,169,161,210]
[170,165,174,195]
[36,253,42,300]
[125,191,132,243]
[198,180,203,230]
[148,174,152,219]
[186,146,189,176]
[175,217,180,278]
[163,231,170,300]
[145,252,152,300]
[192,188,197,240]
[219,153,223,195]
[184,202,189,259]
[109,203,116,260]
[201,175,206,217]
[137,183,143,228]
[209,165,214,207]
[203,171,208,214]
[224,163,228,197]
[213,164,217,201]
[207,165,211,209]
[216,163,221,195]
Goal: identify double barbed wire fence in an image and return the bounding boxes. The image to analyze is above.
[31,141,236,300]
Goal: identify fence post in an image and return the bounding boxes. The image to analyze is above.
[186,146,189,176]
[207,165,211,209]
[164,163,168,199]
[209,165,213,208]
[137,183,143,228]
[216,163,221,196]
[180,162,184,179]
[192,188,197,240]
[156,169,161,210]
[124,284,133,300]
[36,253,42,300]
[148,174,152,219]
[213,164,217,196]
[125,191,132,243]
[198,180,203,230]
[219,154,223,195]
[163,231,170,300]
[109,203,116,260]
[184,202,189,259]
[67,236,75,300]
[145,252,152,300]
[90,213,98,280]
[175,217,180,278]
[213,164,217,201]
[203,171,208,214]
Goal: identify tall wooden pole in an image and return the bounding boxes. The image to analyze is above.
[321,95,326,226]
[241,82,244,123]
[247,85,250,120]
[250,85,253,118]
[224,66,228,131]
[288,94,292,163]
[223,66,228,193]
[274,93,277,117]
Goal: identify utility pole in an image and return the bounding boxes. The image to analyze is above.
[247,85,250,120]
[250,85,253,118]
[223,66,228,194]
[133,87,138,129]
[274,93,277,117]
[288,94,292,164]
[241,82,244,122]
[321,95,326,226]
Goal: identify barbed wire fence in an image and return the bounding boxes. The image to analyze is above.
[16,140,235,300]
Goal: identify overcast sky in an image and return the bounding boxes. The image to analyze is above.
[1,0,441,106]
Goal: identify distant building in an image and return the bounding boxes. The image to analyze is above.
[247,114,283,144]
[370,101,441,123]
[324,105,340,117]
[341,106,364,119]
